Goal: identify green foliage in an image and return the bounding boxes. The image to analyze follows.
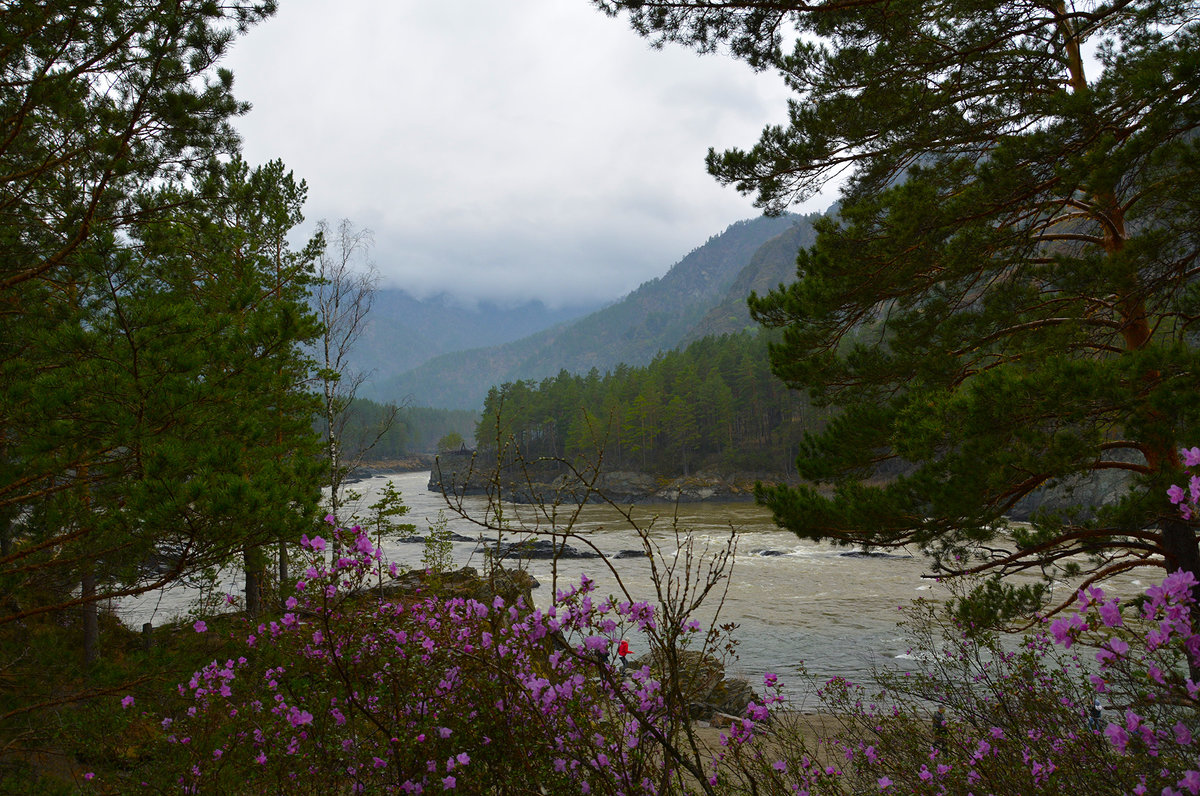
[329,399,477,459]
[363,480,416,541]
[422,509,454,576]
[436,431,466,453]
[0,0,325,761]
[949,576,1050,633]
[596,0,1200,591]
[476,331,831,475]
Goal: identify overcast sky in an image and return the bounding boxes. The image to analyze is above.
[224,0,838,308]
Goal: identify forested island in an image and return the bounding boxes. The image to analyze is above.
[476,331,829,477]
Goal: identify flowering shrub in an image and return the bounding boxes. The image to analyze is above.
[129,522,720,794]
[1168,446,1200,520]
[103,449,1200,794]
[707,577,1200,795]
[709,605,1125,794]
[704,448,1200,795]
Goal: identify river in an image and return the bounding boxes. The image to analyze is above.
[115,470,1155,701]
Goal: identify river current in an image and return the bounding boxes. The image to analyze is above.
[115,470,1154,700]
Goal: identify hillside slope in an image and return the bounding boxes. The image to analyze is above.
[353,291,601,399]
[681,214,820,344]
[374,213,819,410]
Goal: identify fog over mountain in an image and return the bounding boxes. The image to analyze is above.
[349,292,604,384]
[355,211,829,411]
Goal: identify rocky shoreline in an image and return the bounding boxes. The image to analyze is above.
[364,449,1133,520]
[348,454,439,482]
[426,450,781,505]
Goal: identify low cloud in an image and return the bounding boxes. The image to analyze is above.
[226,0,831,305]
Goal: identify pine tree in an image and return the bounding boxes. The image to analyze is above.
[0,1,325,661]
[595,0,1200,609]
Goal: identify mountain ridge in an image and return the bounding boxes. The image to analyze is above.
[364,211,826,410]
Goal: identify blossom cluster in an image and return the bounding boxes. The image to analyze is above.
[103,448,1200,794]
[1167,446,1200,520]
[699,449,1200,795]
[136,523,696,794]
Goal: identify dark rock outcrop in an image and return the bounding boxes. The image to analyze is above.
[396,532,477,544]
[631,649,758,721]
[1005,458,1138,522]
[476,539,601,561]
[382,565,539,604]
[429,453,778,506]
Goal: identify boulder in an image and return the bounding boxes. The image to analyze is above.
[396,531,476,544]
[382,565,539,604]
[632,649,758,721]
[476,538,601,561]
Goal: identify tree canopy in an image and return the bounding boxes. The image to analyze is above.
[595,0,1200,607]
[0,0,322,670]
[478,332,830,476]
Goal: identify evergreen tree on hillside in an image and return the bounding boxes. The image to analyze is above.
[476,333,826,475]
[0,1,322,673]
[594,0,1200,611]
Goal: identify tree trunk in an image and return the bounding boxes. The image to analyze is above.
[1161,517,1200,680]
[278,540,289,587]
[244,546,264,618]
[1162,518,1200,588]
[82,568,98,665]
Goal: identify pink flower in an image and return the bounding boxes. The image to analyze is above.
[583,635,607,652]
[288,707,313,727]
[442,775,456,789]
[1105,722,1129,753]
[1096,637,1129,664]
[1049,614,1083,647]
[193,620,207,633]
[878,775,893,789]
[121,695,134,709]
[1182,447,1200,468]
[1175,722,1193,746]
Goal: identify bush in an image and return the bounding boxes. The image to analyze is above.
[119,523,726,794]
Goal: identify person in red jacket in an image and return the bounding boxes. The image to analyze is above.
[617,639,631,672]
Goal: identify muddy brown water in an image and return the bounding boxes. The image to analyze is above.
[117,470,1155,702]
